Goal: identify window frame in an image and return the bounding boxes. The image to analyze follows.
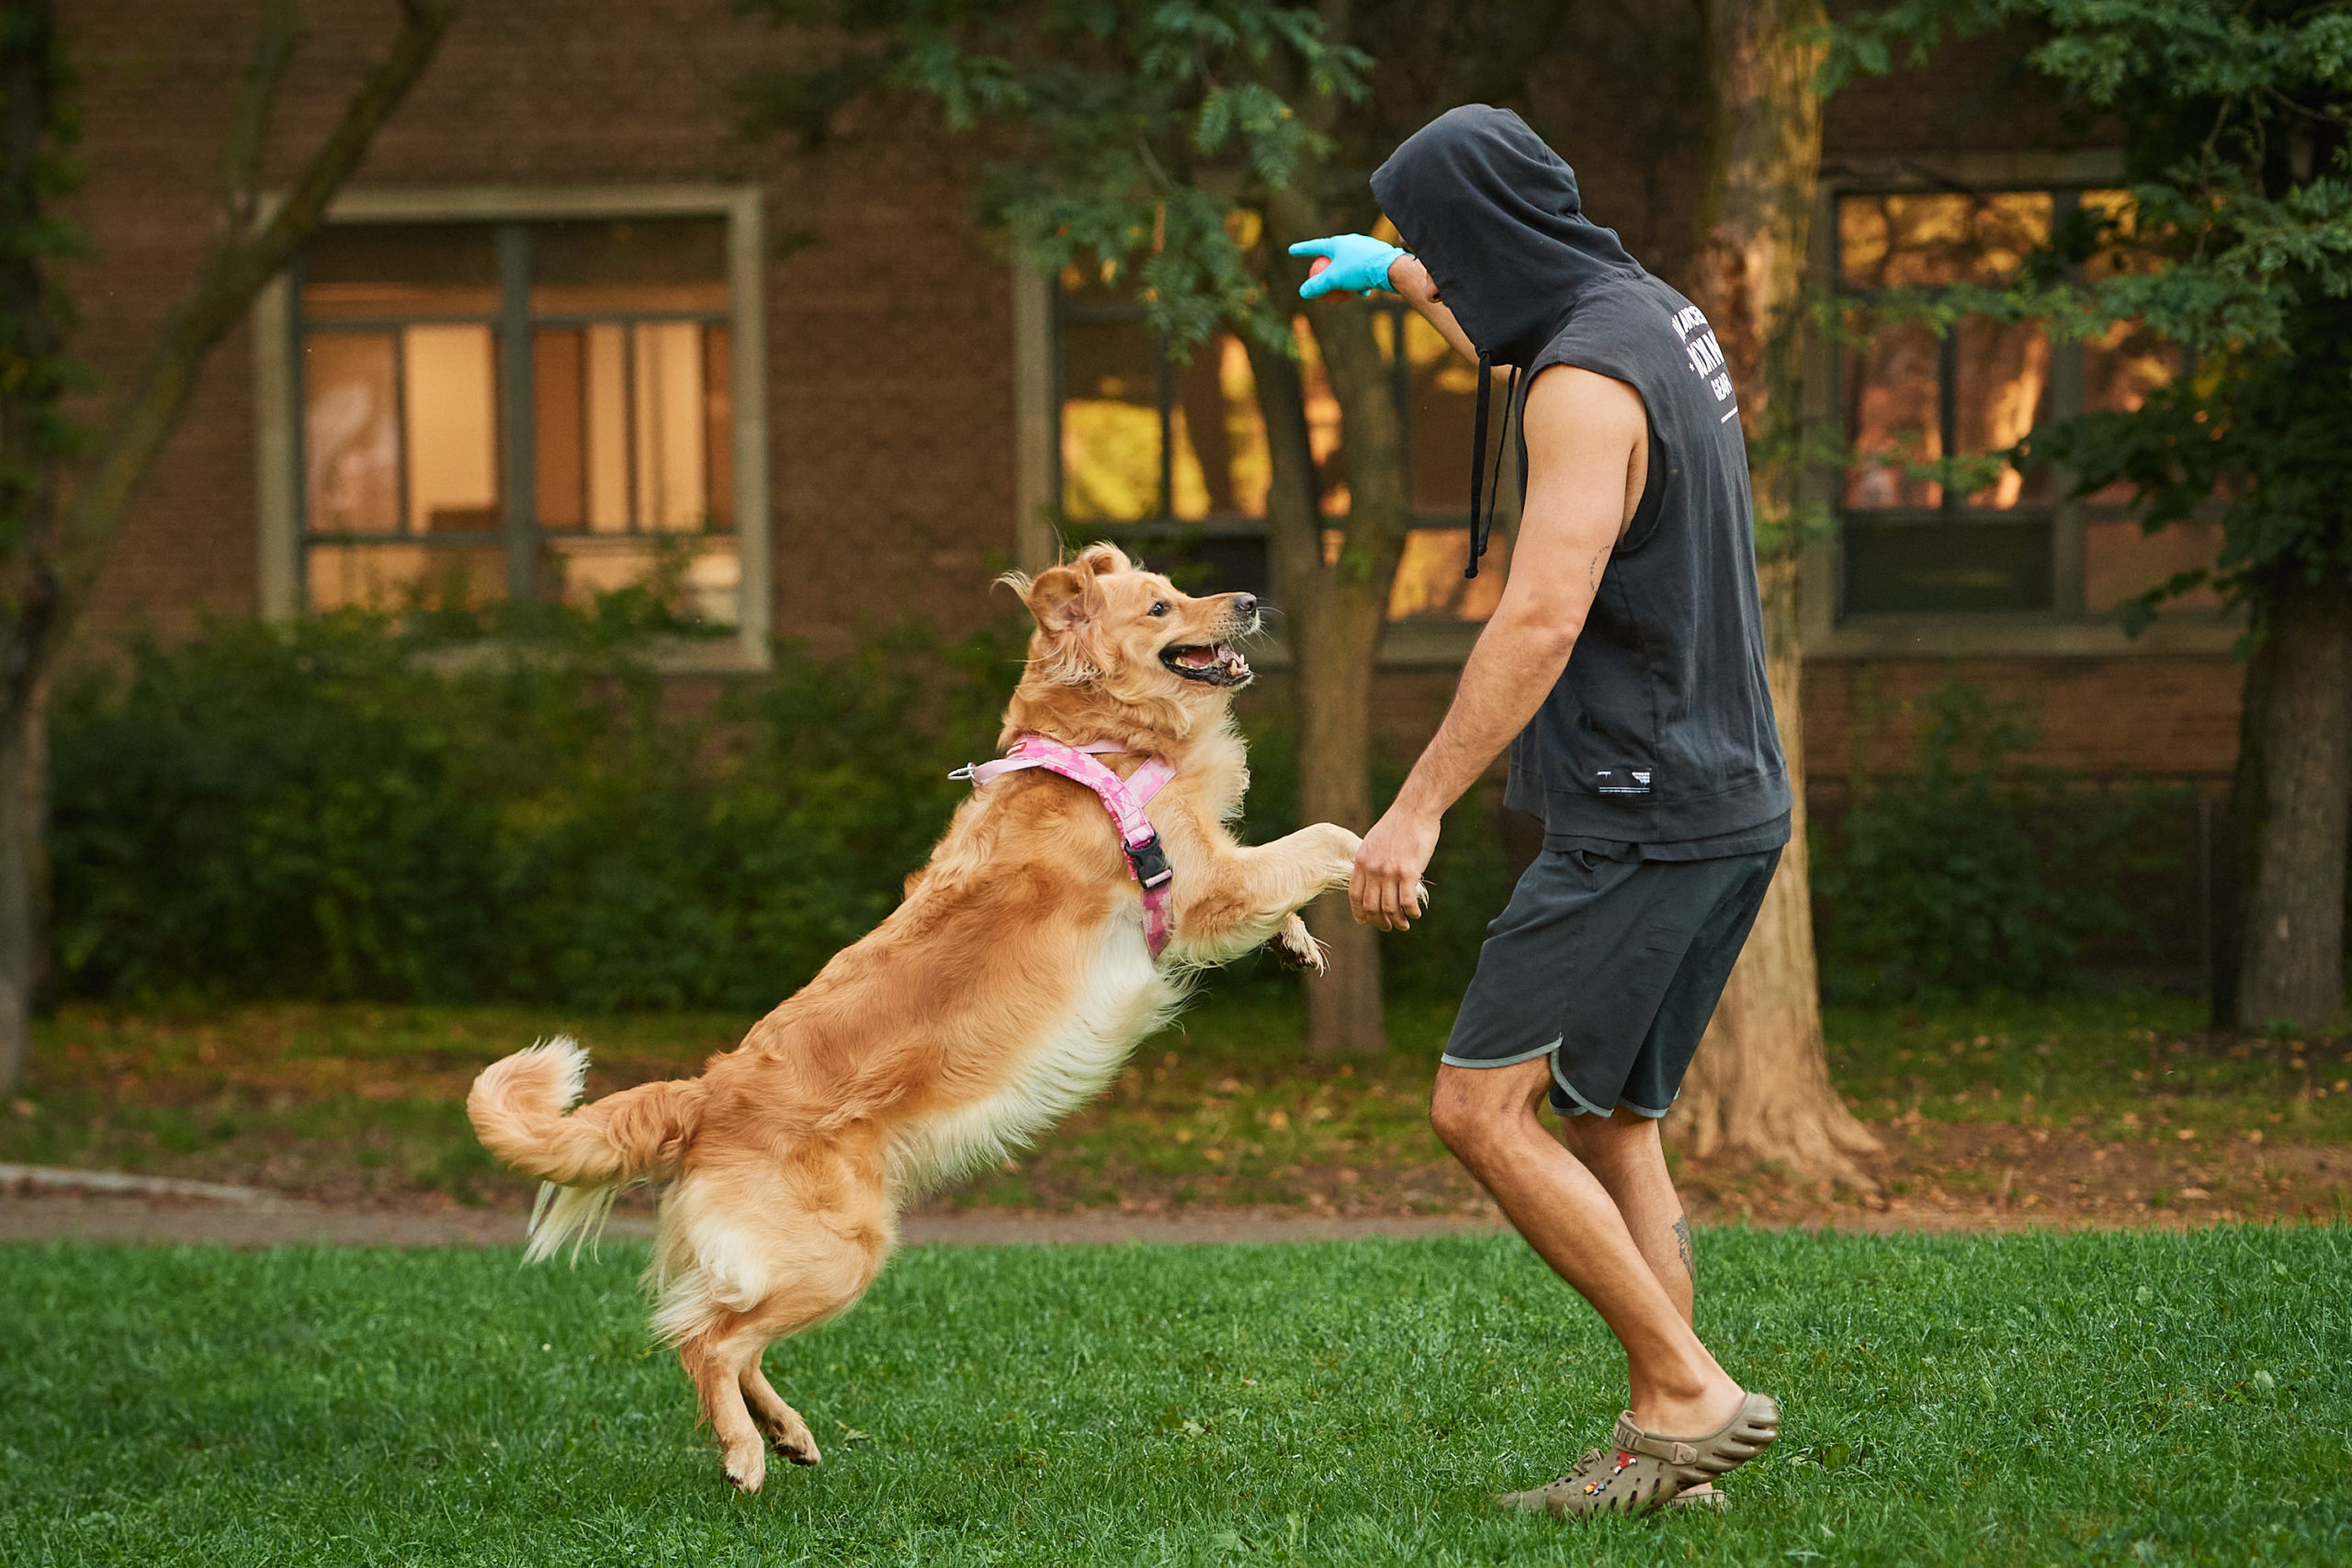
[252,185,773,671]
[1800,152,2237,660]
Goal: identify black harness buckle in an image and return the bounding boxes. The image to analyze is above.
[1125,834,1173,890]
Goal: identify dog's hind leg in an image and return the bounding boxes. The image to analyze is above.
[679,1324,772,1493]
[741,1361,820,1466]
[662,1167,890,1493]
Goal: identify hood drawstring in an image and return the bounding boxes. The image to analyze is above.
[1464,352,1518,580]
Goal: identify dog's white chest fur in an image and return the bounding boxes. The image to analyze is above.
[887,915,1177,1193]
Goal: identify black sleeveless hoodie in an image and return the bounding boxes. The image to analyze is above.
[1372,106,1791,852]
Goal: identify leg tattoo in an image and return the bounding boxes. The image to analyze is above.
[1672,1213,1695,1285]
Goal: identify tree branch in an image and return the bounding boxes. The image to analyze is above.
[52,0,461,643]
[220,0,305,233]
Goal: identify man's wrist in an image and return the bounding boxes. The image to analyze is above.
[1385,784,1447,834]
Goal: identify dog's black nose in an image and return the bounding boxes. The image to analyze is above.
[1231,593,1259,618]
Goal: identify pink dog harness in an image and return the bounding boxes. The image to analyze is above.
[952,735,1177,958]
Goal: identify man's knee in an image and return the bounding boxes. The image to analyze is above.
[1429,1062,1543,1156]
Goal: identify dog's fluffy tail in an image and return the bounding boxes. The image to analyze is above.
[466,1038,705,1263]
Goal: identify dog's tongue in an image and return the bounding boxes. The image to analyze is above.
[1175,642,1235,670]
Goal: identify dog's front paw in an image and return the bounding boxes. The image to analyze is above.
[1267,912,1328,974]
[1312,821,1363,885]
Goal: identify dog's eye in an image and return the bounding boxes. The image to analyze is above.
[1148,601,1170,617]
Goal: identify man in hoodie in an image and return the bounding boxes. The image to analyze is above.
[1290,106,1786,1517]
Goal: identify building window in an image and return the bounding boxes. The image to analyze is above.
[1832,187,2219,619]
[1054,261,1506,622]
[262,188,770,662]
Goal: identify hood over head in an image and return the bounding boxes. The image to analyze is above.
[1369,105,1640,369]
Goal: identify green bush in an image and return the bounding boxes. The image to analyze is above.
[53,614,1016,1011]
[55,611,1511,1013]
[1811,681,2191,1002]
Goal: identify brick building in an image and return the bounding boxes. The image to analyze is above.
[71,3,2240,904]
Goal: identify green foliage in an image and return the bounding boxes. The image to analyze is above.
[51,613,1020,1011]
[1813,682,2191,1001]
[737,0,1371,353]
[6,1229,2350,1564]
[0,0,87,554]
[54,613,1487,1013]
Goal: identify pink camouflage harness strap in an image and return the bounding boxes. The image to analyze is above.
[951,736,1178,959]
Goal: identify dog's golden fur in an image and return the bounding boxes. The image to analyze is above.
[467,545,1360,1492]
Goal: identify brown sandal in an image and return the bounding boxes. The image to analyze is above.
[1494,1392,1779,1520]
[1613,1391,1781,1484]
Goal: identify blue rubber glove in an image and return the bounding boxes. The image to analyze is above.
[1290,234,1406,299]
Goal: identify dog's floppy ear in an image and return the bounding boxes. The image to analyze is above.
[1022,563,1095,633]
[1014,543,1128,634]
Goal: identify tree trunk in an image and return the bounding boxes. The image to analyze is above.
[0,0,67,1098]
[0,1,458,1095]
[0,681,45,1097]
[1670,560,1881,1183]
[2226,572,2351,1032]
[1244,307,1404,1058]
[1666,0,1882,1185]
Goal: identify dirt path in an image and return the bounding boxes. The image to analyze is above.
[2,1162,2315,1247]
[0,1188,1506,1248]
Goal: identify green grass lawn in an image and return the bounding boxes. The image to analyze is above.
[4,1227,2347,1566]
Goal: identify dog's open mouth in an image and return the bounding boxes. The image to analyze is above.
[1160,640,1253,687]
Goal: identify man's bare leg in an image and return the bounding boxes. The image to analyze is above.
[1560,1107,1692,1319]
[1560,1106,1713,1495]
[1430,1059,1744,1438]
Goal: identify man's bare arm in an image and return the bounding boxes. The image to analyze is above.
[1389,254,1483,366]
[1347,366,1645,930]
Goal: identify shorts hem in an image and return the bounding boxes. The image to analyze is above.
[1548,1055,1673,1120]
[1440,1038,1563,1071]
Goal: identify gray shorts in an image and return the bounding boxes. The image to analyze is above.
[1441,846,1780,1118]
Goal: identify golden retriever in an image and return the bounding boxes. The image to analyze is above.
[467,543,1363,1492]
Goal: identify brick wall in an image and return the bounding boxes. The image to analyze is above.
[69,0,1016,653]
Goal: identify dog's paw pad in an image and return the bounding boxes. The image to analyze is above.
[1268,914,1327,974]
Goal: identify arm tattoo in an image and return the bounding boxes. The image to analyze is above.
[1672,1214,1695,1285]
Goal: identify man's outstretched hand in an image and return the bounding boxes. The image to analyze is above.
[1350,805,1437,931]
[1290,234,1406,299]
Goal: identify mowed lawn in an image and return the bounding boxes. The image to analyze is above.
[4,1227,2346,1566]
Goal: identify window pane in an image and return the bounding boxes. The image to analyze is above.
[2079,320,2184,505]
[301,222,499,319]
[2079,189,2165,281]
[533,328,586,530]
[1386,528,1506,620]
[530,217,729,315]
[1952,314,2053,508]
[402,323,501,534]
[1169,333,1268,520]
[1838,192,2052,288]
[1842,313,1942,509]
[306,543,506,612]
[585,324,630,532]
[1844,519,2052,614]
[2084,520,2224,613]
[303,332,401,535]
[1293,317,1350,517]
[548,536,741,625]
[1407,312,1480,514]
[1061,313,1161,522]
[2084,320,2178,415]
[633,321,708,531]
